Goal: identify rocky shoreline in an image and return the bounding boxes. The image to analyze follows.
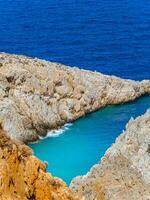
[70,109,150,200]
[0,53,150,143]
[0,53,150,199]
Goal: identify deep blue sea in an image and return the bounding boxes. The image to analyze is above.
[0,0,150,184]
[0,0,150,80]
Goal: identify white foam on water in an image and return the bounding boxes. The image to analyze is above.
[39,123,72,139]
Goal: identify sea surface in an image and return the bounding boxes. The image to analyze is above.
[0,0,150,80]
[0,0,150,184]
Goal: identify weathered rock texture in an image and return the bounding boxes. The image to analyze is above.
[70,109,150,200]
[0,124,82,200]
[0,53,150,142]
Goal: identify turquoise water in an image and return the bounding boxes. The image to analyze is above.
[30,95,150,185]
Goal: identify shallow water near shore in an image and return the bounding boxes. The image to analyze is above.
[30,95,150,184]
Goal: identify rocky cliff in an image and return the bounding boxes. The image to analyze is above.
[0,53,150,143]
[0,124,82,200]
[70,109,150,200]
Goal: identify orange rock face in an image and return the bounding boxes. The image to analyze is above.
[0,125,82,200]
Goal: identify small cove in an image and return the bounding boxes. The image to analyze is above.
[30,95,150,185]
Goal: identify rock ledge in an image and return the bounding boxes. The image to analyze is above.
[0,52,150,142]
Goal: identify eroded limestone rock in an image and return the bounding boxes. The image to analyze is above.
[70,109,150,200]
[0,53,150,142]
